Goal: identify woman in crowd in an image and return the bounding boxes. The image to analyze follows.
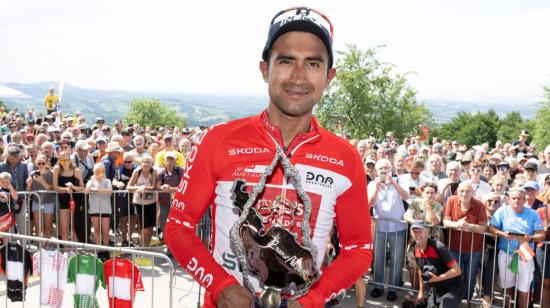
[420,154,446,184]
[127,154,158,247]
[53,150,85,242]
[26,154,55,238]
[85,163,112,260]
[490,174,509,204]
[482,162,496,182]
[481,192,502,308]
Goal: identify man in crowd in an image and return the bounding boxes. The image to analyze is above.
[44,86,59,115]
[442,181,487,300]
[436,161,462,204]
[489,187,545,308]
[411,220,464,307]
[165,7,372,307]
[156,151,182,241]
[155,134,184,168]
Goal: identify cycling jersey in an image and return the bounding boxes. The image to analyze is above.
[165,110,373,307]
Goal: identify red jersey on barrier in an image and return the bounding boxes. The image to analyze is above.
[165,110,373,307]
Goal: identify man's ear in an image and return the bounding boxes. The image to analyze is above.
[259,61,269,83]
[325,67,337,89]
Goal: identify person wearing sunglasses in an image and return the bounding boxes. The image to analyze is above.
[113,152,138,247]
[26,154,54,239]
[165,7,372,308]
[465,161,491,200]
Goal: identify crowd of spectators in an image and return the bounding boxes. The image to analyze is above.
[351,131,550,307]
[1,89,550,306]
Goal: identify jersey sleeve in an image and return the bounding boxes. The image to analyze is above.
[32,251,40,276]
[164,124,239,303]
[67,256,76,284]
[298,150,373,307]
[133,264,144,292]
[435,240,456,268]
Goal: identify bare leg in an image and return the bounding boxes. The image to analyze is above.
[92,217,101,245]
[58,209,71,241]
[141,227,152,247]
[43,214,53,239]
[517,290,529,308]
[541,279,550,308]
[120,216,129,242]
[101,217,110,246]
[354,277,366,307]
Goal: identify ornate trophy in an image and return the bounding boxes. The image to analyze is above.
[229,145,320,308]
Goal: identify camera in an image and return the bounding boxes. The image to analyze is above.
[421,265,437,282]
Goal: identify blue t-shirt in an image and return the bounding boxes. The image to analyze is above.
[490,205,544,255]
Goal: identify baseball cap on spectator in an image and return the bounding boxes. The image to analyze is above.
[121,130,131,136]
[7,145,20,156]
[75,140,91,151]
[447,152,457,161]
[524,161,538,171]
[498,161,510,169]
[461,153,473,163]
[95,117,104,123]
[95,137,107,144]
[262,7,334,68]
[490,153,503,162]
[163,134,173,141]
[519,130,529,137]
[47,126,59,133]
[182,127,191,135]
[78,123,89,130]
[410,220,428,231]
[165,151,177,160]
[365,158,376,166]
[523,181,539,191]
[106,142,121,153]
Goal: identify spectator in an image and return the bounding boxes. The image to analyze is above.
[52,150,85,242]
[398,159,425,202]
[155,134,184,168]
[120,130,134,151]
[524,161,538,182]
[536,199,550,308]
[368,159,409,301]
[482,162,497,183]
[40,141,57,166]
[420,154,447,184]
[0,145,28,234]
[436,161,462,204]
[524,181,545,210]
[130,135,149,163]
[113,152,138,247]
[538,174,550,205]
[488,187,545,308]
[393,154,407,176]
[92,137,107,163]
[443,181,488,300]
[465,161,491,199]
[44,87,59,115]
[0,172,19,236]
[127,154,157,247]
[156,151,183,241]
[71,140,94,183]
[481,192,502,308]
[85,163,112,260]
[411,221,464,307]
[538,145,550,174]
[26,154,54,238]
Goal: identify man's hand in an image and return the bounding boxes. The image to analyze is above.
[288,300,304,308]
[217,285,253,308]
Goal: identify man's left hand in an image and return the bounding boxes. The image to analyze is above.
[427,272,439,283]
[288,300,304,308]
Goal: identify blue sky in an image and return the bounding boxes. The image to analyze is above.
[1,0,549,103]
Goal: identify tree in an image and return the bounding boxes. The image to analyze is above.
[0,99,7,110]
[436,110,500,146]
[532,86,550,149]
[315,45,433,141]
[124,98,187,128]
[496,111,525,144]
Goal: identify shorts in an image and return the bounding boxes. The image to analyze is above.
[498,250,534,292]
[536,246,550,279]
[89,213,111,218]
[31,202,55,215]
[134,203,156,229]
[117,194,136,217]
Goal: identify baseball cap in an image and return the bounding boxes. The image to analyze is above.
[262,7,334,68]
[365,158,376,165]
[410,220,428,231]
[7,145,20,156]
[498,161,510,169]
[523,181,539,191]
[75,140,91,150]
[524,161,538,171]
[163,134,174,141]
[95,136,107,144]
[165,151,177,160]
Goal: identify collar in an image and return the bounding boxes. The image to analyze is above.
[258,109,320,154]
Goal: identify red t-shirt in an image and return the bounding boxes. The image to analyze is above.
[444,196,487,253]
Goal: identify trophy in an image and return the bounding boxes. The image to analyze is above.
[229,145,320,308]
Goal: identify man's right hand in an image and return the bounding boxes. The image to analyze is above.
[217,285,253,308]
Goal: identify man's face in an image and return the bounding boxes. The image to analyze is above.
[448,165,461,181]
[7,153,19,165]
[509,191,526,213]
[458,185,473,204]
[410,167,422,180]
[411,227,428,243]
[260,31,336,119]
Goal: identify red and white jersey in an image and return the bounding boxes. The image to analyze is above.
[104,258,144,308]
[165,110,372,307]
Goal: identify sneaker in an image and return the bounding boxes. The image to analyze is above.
[370,288,384,298]
[387,291,397,302]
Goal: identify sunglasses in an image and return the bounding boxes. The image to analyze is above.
[410,172,420,175]
[58,158,70,163]
[487,199,500,204]
[124,161,133,164]
[36,162,46,166]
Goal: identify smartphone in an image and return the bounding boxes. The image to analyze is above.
[379,173,387,182]
[409,186,416,192]
[508,232,526,237]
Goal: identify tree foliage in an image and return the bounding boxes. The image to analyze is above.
[124,98,187,128]
[532,86,550,149]
[436,110,500,146]
[315,45,433,141]
[496,111,525,144]
[0,99,7,110]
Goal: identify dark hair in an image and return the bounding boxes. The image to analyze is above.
[483,162,497,175]
[420,182,438,193]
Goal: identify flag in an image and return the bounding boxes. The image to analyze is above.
[517,242,535,262]
[509,253,519,274]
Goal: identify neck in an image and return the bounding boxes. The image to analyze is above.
[266,105,311,148]
[166,165,175,171]
[419,239,428,250]
[460,199,471,209]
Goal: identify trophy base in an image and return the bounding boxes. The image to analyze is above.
[254,287,288,308]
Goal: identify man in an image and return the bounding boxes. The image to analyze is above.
[524,161,538,182]
[72,140,95,183]
[0,146,29,234]
[465,161,491,199]
[442,181,487,300]
[44,86,59,115]
[369,159,409,301]
[538,145,550,175]
[156,152,183,240]
[411,220,464,307]
[92,137,108,163]
[512,130,532,155]
[488,188,545,308]
[165,7,372,308]
[154,134,184,168]
[113,152,138,247]
[436,161,462,204]
[524,181,545,210]
[120,130,134,152]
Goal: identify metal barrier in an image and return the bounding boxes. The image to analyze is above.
[369,217,550,308]
[0,231,174,308]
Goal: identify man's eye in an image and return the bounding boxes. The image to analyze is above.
[308,62,321,68]
[279,59,292,65]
